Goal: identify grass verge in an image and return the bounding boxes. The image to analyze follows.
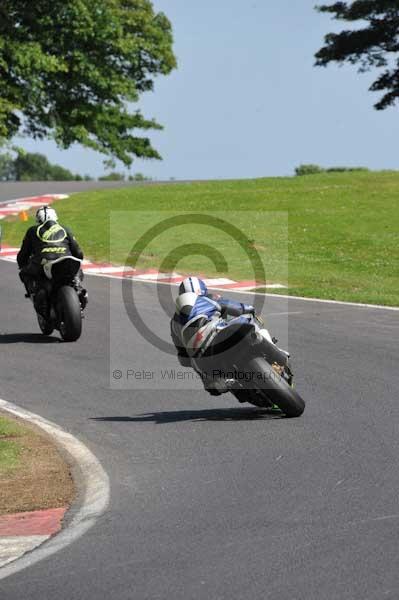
[0,412,74,515]
[2,171,399,306]
[0,417,24,473]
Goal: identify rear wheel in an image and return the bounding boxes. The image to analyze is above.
[246,357,305,418]
[57,286,82,342]
[231,388,276,409]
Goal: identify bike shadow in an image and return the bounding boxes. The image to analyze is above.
[92,408,285,424]
[0,333,60,344]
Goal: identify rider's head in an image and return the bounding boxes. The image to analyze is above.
[179,276,207,296]
[36,206,58,225]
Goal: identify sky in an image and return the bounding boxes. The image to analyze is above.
[17,0,399,180]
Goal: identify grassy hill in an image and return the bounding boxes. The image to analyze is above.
[2,171,398,306]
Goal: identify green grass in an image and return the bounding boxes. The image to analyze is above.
[2,171,399,306]
[0,416,24,473]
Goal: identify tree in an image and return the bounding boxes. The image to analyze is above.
[0,1,176,164]
[48,164,76,181]
[128,172,152,181]
[99,172,125,181]
[0,151,15,180]
[295,164,324,176]
[0,147,85,179]
[14,152,51,181]
[9,149,80,180]
[315,1,399,109]
[295,163,369,175]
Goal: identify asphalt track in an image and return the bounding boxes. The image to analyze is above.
[0,180,154,204]
[1,246,399,599]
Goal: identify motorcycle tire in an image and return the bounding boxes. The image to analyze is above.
[231,388,276,409]
[246,357,305,418]
[57,285,82,342]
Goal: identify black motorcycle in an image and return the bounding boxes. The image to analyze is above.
[194,315,305,418]
[28,256,87,342]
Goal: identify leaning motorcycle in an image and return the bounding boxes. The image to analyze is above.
[27,256,87,342]
[192,315,305,418]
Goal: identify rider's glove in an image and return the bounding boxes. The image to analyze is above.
[242,303,255,315]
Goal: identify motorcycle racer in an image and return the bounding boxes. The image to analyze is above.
[17,205,87,316]
[170,276,275,395]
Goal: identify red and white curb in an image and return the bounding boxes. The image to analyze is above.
[0,194,69,220]
[76,263,287,291]
[0,399,110,579]
[0,249,286,292]
[0,508,66,567]
[0,245,286,291]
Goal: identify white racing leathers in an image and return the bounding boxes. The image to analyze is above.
[170,294,276,392]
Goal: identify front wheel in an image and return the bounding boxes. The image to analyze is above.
[57,286,82,342]
[246,357,305,418]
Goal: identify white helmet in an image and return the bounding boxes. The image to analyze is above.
[36,205,58,224]
[179,276,207,296]
[175,292,197,318]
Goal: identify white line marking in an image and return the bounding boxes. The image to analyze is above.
[100,273,399,311]
[0,257,18,263]
[203,277,236,286]
[82,265,135,274]
[133,271,179,281]
[266,311,303,317]
[257,292,399,312]
[0,399,110,580]
[0,536,49,568]
[7,204,35,210]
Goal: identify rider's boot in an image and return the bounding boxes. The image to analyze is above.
[34,288,49,319]
[79,288,88,310]
[203,377,224,396]
[73,275,88,310]
[19,272,36,298]
[258,328,274,344]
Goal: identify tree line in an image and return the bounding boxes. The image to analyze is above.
[0,149,90,181]
[295,164,369,176]
[0,148,152,182]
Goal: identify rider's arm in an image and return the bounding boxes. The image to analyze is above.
[170,315,191,366]
[17,228,34,268]
[219,298,255,318]
[65,227,84,260]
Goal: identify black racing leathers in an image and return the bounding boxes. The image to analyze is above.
[17,221,83,274]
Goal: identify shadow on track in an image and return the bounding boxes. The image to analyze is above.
[91,408,283,424]
[0,333,60,344]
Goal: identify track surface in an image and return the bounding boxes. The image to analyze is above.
[0,181,155,204]
[1,255,399,599]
